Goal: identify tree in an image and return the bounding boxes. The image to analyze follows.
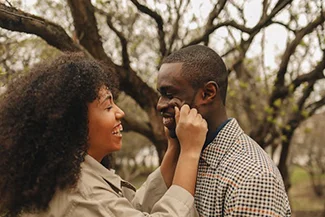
[289,112,325,197]
[0,0,324,189]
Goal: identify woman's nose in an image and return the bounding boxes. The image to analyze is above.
[115,105,125,119]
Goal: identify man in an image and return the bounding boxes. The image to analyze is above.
[156,45,291,217]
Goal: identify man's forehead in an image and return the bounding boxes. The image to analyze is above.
[158,62,183,75]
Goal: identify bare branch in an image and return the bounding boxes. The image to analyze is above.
[262,0,269,15]
[4,0,13,7]
[270,51,325,102]
[67,0,113,64]
[268,0,293,22]
[95,7,130,68]
[0,3,81,52]
[272,11,325,95]
[185,0,290,47]
[186,20,251,47]
[252,0,293,34]
[306,95,325,115]
[297,81,315,110]
[130,0,167,57]
[206,0,227,27]
[272,21,296,33]
[167,0,188,54]
[228,1,246,25]
[221,47,236,58]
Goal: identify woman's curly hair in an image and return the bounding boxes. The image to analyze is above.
[0,52,118,216]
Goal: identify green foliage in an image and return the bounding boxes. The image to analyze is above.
[267,115,276,123]
[273,99,282,108]
[301,110,309,118]
[288,84,295,94]
[250,104,256,110]
[292,104,299,112]
[284,124,291,131]
[281,135,288,142]
[239,81,249,89]
[264,105,274,115]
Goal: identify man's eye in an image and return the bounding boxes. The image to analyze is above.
[165,93,173,99]
[106,106,113,111]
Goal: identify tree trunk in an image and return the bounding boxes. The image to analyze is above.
[278,139,291,191]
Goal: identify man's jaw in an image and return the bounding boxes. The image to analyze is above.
[162,117,177,138]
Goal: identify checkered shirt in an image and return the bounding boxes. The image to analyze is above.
[195,119,291,217]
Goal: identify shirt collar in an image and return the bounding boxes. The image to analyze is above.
[203,118,232,150]
[83,155,122,192]
[200,118,244,168]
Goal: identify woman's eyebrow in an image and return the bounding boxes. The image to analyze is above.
[100,94,113,105]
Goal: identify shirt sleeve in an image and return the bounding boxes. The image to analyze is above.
[226,173,291,217]
[131,167,168,212]
[69,184,196,217]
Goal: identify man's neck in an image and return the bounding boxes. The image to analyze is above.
[206,110,228,144]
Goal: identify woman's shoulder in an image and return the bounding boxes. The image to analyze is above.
[78,158,124,198]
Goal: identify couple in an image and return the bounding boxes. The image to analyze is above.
[0,45,291,217]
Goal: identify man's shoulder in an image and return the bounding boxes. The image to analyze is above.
[220,133,283,185]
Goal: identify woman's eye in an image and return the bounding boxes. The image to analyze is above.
[106,106,113,111]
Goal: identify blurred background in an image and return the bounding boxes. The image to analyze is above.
[0,0,324,216]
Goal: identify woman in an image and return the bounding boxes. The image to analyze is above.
[0,53,207,217]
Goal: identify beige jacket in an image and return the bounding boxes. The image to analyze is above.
[22,155,197,217]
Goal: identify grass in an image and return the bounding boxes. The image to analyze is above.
[289,166,325,212]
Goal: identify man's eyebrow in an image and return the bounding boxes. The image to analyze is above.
[157,85,173,92]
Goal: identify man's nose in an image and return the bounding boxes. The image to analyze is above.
[156,97,168,112]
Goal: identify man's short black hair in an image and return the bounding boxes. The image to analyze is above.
[162,45,228,105]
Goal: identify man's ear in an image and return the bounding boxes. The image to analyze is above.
[200,81,218,104]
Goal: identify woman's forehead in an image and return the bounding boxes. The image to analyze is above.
[98,86,112,99]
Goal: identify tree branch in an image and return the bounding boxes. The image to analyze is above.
[306,95,325,115]
[95,7,130,68]
[272,21,296,33]
[186,20,251,47]
[66,0,114,65]
[262,51,325,109]
[130,0,167,57]
[297,81,315,111]
[167,0,189,55]
[206,0,227,27]
[272,11,325,91]
[258,0,293,30]
[0,3,81,52]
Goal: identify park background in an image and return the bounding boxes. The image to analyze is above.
[0,0,324,216]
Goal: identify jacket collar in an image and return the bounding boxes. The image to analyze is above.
[200,118,243,168]
[83,155,122,192]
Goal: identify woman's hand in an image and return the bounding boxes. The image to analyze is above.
[174,104,207,156]
[172,104,208,195]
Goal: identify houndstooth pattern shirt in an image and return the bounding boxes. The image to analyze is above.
[195,119,291,217]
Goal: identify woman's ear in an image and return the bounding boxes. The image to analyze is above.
[201,81,218,103]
